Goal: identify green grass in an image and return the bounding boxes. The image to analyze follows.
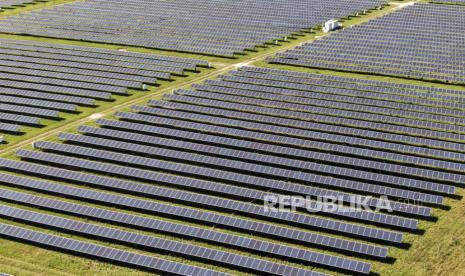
[373,189,465,276]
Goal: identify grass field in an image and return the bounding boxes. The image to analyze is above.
[0,1,464,275]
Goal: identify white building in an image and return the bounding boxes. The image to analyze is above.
[323,20,342,33]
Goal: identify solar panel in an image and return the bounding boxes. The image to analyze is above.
[147,97,465,168]
[0,37,205,144]
[0,65,145,89]
[0,59,157,83]
[115,111,461,189]
[76,125,440,211]
[0,95,77,112]
[0,87,95,106]
[1,78,112,99]
[0,0,39,9]
[0,0,388,56]
[0,103,60,118]
[95,119,444,205]
[0,48,185,74]
[188,83,465,143]
[0,71,128,94]
[59,131,431,217]
[0,54,170,79]
[0,38,209,67]
[218,74,465,125]
[0,172,387,262]
[0,122,21,133]
[0,112,40,126]
[239,66,465,98]
[0,221,228,276]
[225,70,465,113]
[0,173,390,258]
[0,204,345,274]
[204,77,465,135]
[2,64,462,274]
[170,89,465,156]
[23,140,415,230]
[269,3,465,85]
[8,150,405,243]
[0,44,196,71]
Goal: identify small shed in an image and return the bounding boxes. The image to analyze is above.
[323,20,341,33]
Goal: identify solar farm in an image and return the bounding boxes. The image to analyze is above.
[0,38,208,144]
[431,0,465,4]
[270,3,465,84]
[0,1,41,9]
[0,0,388,56]
[0,1,464,276]
[0,0,54,14]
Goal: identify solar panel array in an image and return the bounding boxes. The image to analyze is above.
[0,221,228,276]
[0,0,388,56]
[0,66,463,275]
[0,38,207,144]
[0,204,331,276]
[0,0,40,10]
[432,0,465,4]
[269,3,465,84]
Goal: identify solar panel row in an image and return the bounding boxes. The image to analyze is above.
[0,204,340,275]
[269,3,465,85]
[93,118,444,206]
[0,222,230,276]
[432,0,465,4]
[0,0,388,56]
[0,95,76,112]
[0,38,209,66]
[205,77,465,135]
[0,176,370,274]
[0,38,206,144]
[0,176,387,260]
[144,98,465,169]
[114,111,463,188]
[0,0,39,10]
[23,140,416,230]
[2,0,464,274]
[0,65,143,89]
[172,88,465,155]
[0,48,185,75]
[226,70,465,117]
[218,75,465,126]
[196,83,465,145]
[49,121,441,207]
[1,66,463,275]
[60,130,433,216]
[240,66,465,97]
[7,150,406,244]
[0,44,198,71]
